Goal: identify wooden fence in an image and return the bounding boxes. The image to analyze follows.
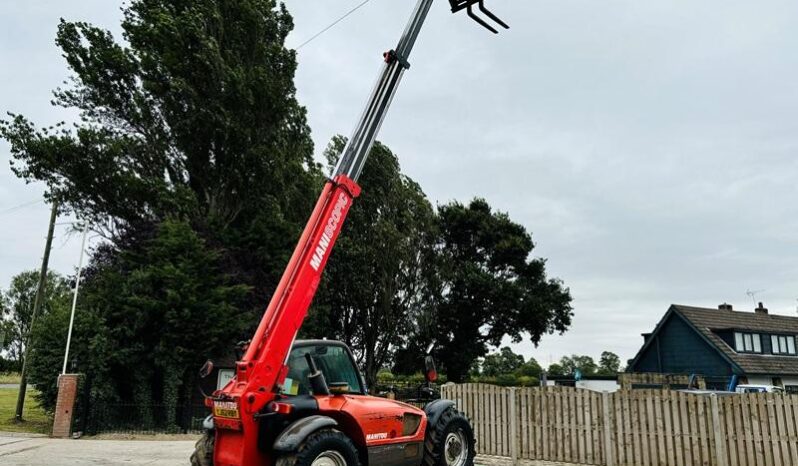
[440,383,798,466]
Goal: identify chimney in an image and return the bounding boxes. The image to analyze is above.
[755,302,768,315]
[718,303,733,311]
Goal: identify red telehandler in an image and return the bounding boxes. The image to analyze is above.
[192,1,508,465]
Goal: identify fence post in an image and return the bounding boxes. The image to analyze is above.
[602,391,615,466]
[508,387,518,466]
[541,386,549,460]
[710,394,727,466]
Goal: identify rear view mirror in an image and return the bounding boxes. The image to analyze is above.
[199,360,214,379]
[424,355,438,383]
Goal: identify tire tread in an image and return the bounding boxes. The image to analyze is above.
[277,429,361,466]
[423,407,475,466]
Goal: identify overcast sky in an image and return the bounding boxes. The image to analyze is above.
[2,0,797,367]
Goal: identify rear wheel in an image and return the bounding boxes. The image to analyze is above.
[423,407,475,466]
[190,430,214,466]
[277,429,361,466]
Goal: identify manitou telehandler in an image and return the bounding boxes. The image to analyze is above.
[192,1,508,465]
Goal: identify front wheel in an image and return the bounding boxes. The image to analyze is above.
[423,407,476,466]
[190,430,214,466]
[276,429,361,466]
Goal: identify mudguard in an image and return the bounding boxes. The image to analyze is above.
[423,399,455,429]
[273,415,339,452]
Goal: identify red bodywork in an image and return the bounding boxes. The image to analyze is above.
[315,395,427,449]
[211,174,428,466]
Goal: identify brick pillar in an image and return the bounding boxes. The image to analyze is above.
[52,374,79,438]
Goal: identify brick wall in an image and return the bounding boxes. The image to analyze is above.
[52,374,79,438]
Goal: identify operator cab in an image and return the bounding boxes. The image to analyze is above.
[282,340,367,396]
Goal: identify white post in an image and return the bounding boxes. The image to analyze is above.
[62,225,88,375]
[509,387,518,466]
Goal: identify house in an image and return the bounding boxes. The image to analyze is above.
[628,303,798,392]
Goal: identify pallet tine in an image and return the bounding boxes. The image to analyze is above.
[479,1,510,30]
[450,0,510,34]
[468,3,499,34]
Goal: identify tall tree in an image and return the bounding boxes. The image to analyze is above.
[1,0,320,414]
[29,220,249,417]
[306,137,438,388]
[0,0,320,316]
[481,347,525,377]
[1,0,316,231]
[1,271,70,361]
[598,351,621,375]
[431,199,573,382]
[559,354,598,376]
[516,357,543,378]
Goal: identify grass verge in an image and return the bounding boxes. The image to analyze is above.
[0,387,50,434]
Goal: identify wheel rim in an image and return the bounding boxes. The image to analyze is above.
[311,450,347,466]
[444,429,469,466]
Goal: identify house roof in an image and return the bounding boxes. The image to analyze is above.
[672,305,798,375]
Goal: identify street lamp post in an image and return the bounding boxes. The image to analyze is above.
[62,225,88,375]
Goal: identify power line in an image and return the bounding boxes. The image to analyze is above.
[0,198,43,216]
[295,0,375,50]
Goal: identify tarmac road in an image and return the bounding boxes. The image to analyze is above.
[0,432,579,466]
[0,433,195,465]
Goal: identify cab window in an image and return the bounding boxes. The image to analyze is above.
[282,344,363,396]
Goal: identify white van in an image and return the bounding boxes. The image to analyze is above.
[735,384,784,394]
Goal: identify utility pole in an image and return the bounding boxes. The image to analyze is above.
[15,199,58,421]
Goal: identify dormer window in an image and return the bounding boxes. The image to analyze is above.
[734,332,762,353]
[771,335,796,355]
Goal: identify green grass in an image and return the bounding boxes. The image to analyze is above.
[0,372,21,384]
[0,388,51,434]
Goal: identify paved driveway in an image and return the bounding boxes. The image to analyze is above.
[0,433,581,466]
[0,434,195,465]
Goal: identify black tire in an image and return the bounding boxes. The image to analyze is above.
[276,429,361,466]
[190,430,214,466]
[423,407,476,466]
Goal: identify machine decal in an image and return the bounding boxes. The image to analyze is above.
[366,432,389,441]
[309,193,349,271]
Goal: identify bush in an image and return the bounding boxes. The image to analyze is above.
[0,356,21,373]
[467,374,539,387]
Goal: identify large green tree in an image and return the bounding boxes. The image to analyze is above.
[1,0,321,415]
[29,220,249,419]
[481,347,525,377]
[0,0,320,312]
[1,271,71,361]
[598,351,621,375]
[306,137,438,388]
[430,199,573,382]
[558,354,598,376]
[2,0,315,229]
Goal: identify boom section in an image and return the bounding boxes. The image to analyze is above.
[220,0,434,404]
[333,0,433,181]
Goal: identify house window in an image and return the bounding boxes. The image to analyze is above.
[771,335,797,355]
[734,332,762,353]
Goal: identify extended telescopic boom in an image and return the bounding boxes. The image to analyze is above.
[211,1,508,465]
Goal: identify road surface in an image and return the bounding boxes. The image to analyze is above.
[0,433,194,465]
[0,432,580,466]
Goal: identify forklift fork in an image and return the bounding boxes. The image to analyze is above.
[449,0,510,34]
